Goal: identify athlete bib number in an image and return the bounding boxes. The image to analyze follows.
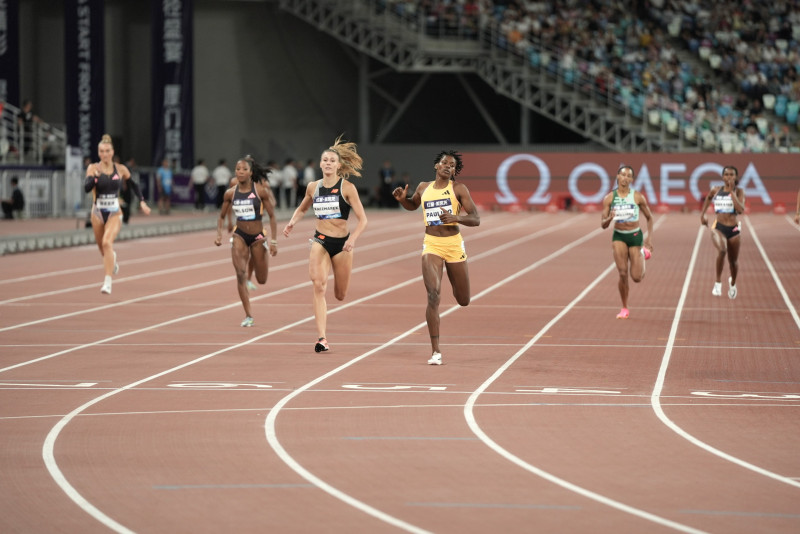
[424,198,453,226]
[96,195,120,211]
[232,203,256,220]
[612,203,636,222]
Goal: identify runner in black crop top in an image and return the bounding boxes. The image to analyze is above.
[85,134,151,295]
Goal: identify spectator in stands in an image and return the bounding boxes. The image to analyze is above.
[212,158,233,210]
[156,158,173,215]
[300,158,316,206]
[378,159,396,207]
[17,99,41,159]
[191,158,210,211]
[281,158,298,210]
[1,176,24,219]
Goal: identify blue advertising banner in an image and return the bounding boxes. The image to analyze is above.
[64,0,105,158]
[0,0,20,107]
[151,0,193,169]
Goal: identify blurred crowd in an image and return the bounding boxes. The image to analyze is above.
[376,0,800,153]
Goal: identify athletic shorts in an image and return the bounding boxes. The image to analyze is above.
[612,228,644,247]
[92,205,121,224]
[311,231,349,257]
[422,233,467,263]
[712,220,740,240]
[233,227,266,247]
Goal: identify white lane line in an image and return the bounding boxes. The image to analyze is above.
[0,212,417,304]
[462,218,707,533]
[745,216,800,329]
[39,215,579,532]
[649,224,800,489]
[263,225,605,533]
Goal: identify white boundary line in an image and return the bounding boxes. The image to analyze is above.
[461,221,706,533]
[650,225,800,490]
[39,215,579,532]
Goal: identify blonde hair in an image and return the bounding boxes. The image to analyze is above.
[324,134,362,180]
[99,134,114,147]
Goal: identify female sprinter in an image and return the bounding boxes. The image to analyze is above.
[282,136,368,352]
[85,134,151,294]
[392,150,480,365]
[600,164,654,319]
[215,156,278,327]
[700,165,745,299]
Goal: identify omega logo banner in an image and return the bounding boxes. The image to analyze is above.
[151,0,193,169]
[460,153,799,211]
[65,0,104,158]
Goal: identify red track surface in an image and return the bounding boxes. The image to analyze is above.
[1,210,799,533]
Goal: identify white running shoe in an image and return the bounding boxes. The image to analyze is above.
[711,282,722,297]
[100,281,112,294]
[241,316,254,327]
[427,352,442,365]
[246,280,257,291]
[728,277,737,299]
[113,252,119,275]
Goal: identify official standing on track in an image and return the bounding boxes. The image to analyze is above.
[600,164,653,319]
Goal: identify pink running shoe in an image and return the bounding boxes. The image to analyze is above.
[642,247,651,260]
[616,308,630,319]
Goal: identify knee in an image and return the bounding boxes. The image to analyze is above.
[312,278,327,295]
[427,289,441,307]
[256,273,267,285]
[456,294,470,306]
[334,288,347,301]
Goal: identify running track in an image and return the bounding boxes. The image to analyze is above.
[1,210,798,533]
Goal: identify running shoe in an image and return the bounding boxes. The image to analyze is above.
[241,316,254,327]
[616,308,629,319]
[315,338,329,352]
[113,251,119,275]
[100,281,112,294]
[246,280,257,291]
[642,247,651,260]
[711,282,722,297]
[728,277,737,299]
[427,352,443,365]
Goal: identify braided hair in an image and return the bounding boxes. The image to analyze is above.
[434,150,463,180]
[239,154,269,184]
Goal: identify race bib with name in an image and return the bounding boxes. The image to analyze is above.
[424,198,454,226]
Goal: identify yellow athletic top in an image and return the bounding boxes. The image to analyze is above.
[421,181,460,227]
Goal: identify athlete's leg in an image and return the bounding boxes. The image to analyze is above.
[100,213,122,277]
[445,260,471,306]
[422,253,445,353]
[231,235,253,318]
[629,246,645,282]
[250,241,269,285]
[710,228,728,283]
[612,241,631,309]
[309,243,332,339]
[727,234,741,286]
[330,250,354,301]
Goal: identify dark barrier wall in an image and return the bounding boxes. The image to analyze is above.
[458,152,799,212]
